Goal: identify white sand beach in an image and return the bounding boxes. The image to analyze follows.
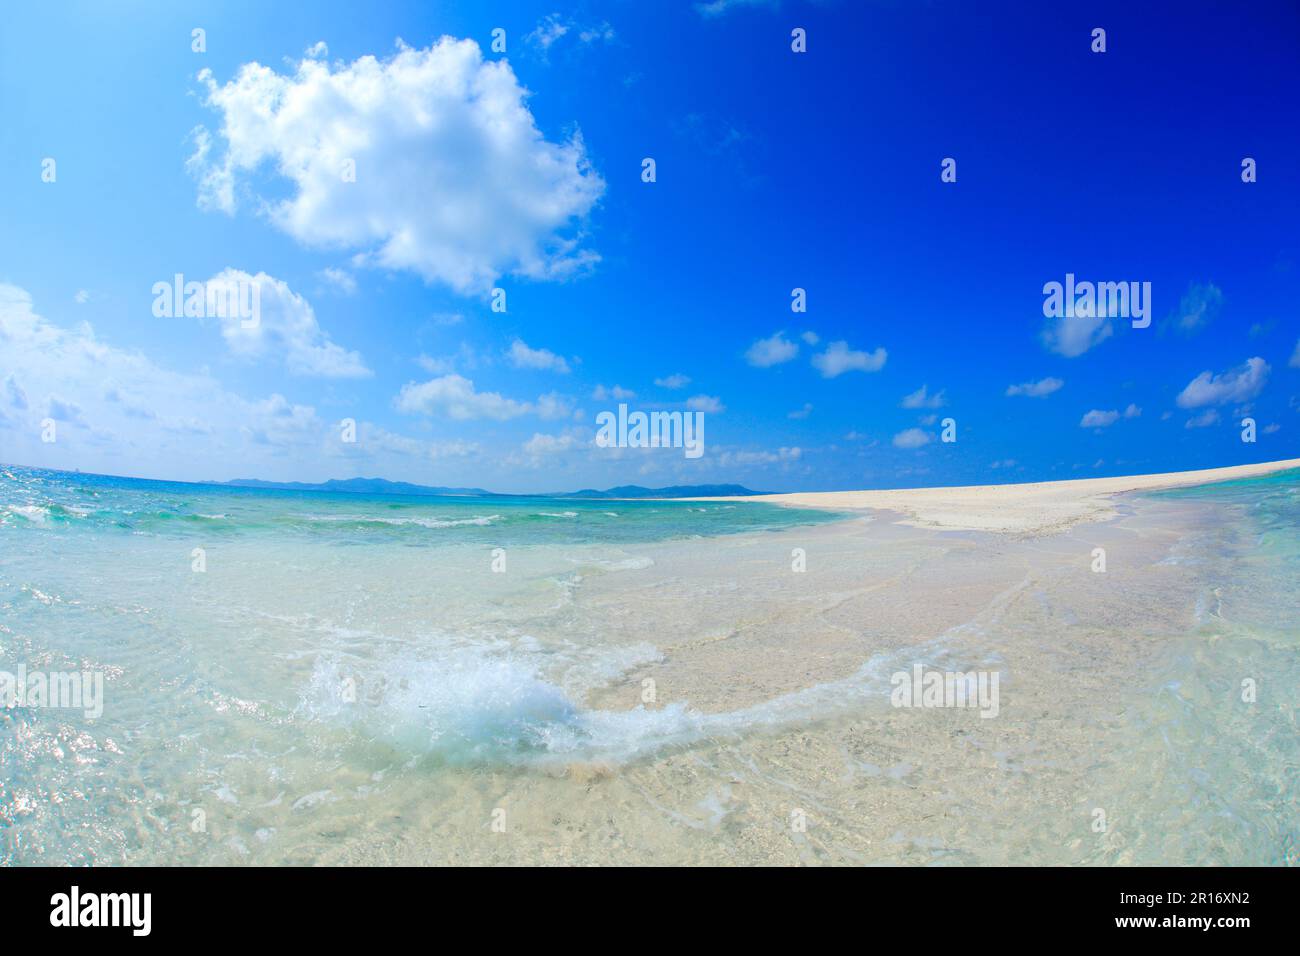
[6,460,1298,865]
[692,458,1300,535]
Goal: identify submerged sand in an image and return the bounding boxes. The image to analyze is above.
[24,460,1292,865]
[688,458,1300,535]
[312,479,1295,866]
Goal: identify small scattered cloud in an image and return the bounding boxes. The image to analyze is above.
[522,430,585,457]
[527,15,616,59]
[745,331,798,368]
[395,374,565,421]
[74,290,89,305]
[655,373,691,389]
[1006,376,1063,398]
[892,427,931,449]
[686,394,725,413]
[578,22,616,44]
[696,0,779,18]
[1185,409,1221,429]
[787,402,813,419]
[526,14,570,54]
[811,341,887,378]
[800,330,819,345]
[901,384,945,409]
[715,445,801,466]
[1176,357,1270,408]
[319,267,356,295]
[1042,312,1112,357]
[1080,409,1120,428]
[1291,339,1300,368]
[1172,282,1222,334]
[507,339,570,374]
[592,384,635,401]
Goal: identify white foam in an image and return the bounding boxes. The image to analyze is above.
[298,513,501,528]
[296,633,992,767]
[6,505,49,523]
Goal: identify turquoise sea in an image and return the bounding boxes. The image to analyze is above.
[1,463,1296,865]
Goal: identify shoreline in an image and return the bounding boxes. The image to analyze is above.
[684,458,1300,536]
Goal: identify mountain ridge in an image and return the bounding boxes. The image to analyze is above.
[221,477,765,498]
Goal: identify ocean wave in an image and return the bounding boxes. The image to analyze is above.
[296,513,502,529]
[296,633,995,768]
[5,504,50,523]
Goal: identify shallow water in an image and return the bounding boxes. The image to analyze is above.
[1,465,1296,865]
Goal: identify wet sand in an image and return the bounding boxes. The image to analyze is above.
[688,458,1300,535]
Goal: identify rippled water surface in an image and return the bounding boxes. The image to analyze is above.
[1,465,1296,865]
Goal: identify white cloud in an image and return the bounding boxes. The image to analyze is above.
[579,23,616,44]
[1042,313,1112,357]
[395,374,532,420]
[788,402,813,419]
[696,0,779,17]
[716,445,801,466]
[1005,376,1063,398]
[47,396,84,422]
[522,431,585,457]
[1290,338,1300,368]
[592,384,635,400]
[240,393,320,445]
[319,267,356,294]
[812,341,887,378]
[0,283,343,475]
[207,269,369,378]
[74,290,89,305]
[686,394,725,413]
[901,384,945,409]
[800,330,819,345]
[1174,282,1222,333]
[1185,409,1221,429]
[191,38,605,293]
[4,374,29,410]
[416,343,481,375]
[428,438,481,459]
[892,428,931,449]
[508,339,570,373]
[1080,409,1120,428]
[527,14,569,50]
[534,392,574,421]
[1123,403,1141,418]
[1176,357,1270,408]
[745,331,798,368]
[655,373,690,389]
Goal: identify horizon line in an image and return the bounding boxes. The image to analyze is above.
[6,457,1298,501]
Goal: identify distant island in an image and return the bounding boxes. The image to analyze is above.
[221,477,765,499]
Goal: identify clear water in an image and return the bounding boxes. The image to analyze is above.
[1,464,1296,865]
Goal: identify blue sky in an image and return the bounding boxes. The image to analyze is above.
[1,0,1297,492]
